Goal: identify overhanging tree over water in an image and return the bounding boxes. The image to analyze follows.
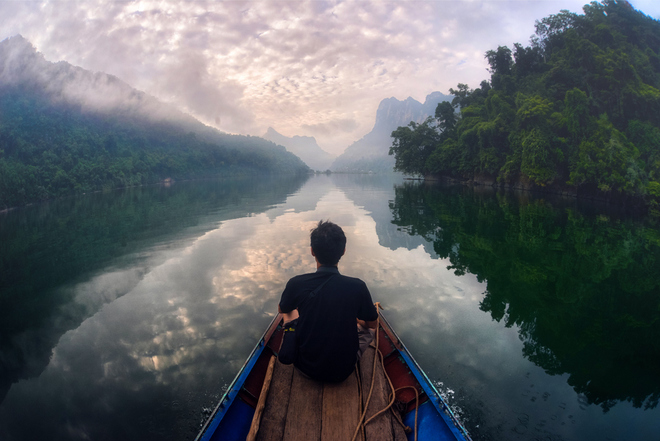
[389,0,660,212]
[389,181,660,412]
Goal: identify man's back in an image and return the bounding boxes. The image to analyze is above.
[279,266,377,382]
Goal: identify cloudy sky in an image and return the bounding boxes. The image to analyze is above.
[2,0,659,155]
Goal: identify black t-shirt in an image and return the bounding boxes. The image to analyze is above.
[279,266,378,383]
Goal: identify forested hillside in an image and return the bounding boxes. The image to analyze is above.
[0,36,309,209]
[389,0,660,212]
[262,127,335,171]
[389,182,660,412]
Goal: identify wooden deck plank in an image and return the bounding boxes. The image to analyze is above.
[258,344,411,441]
[282,368,323,441]
[321,371,362,441]
[256,361,295,441]
[358,346,395,441]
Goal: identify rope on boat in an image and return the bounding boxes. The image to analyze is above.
[351,310,380,441]
[354,364,367,441]
[351,303,419,441]
[391,386,419,440]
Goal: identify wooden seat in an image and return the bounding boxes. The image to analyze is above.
[256,347,406,441]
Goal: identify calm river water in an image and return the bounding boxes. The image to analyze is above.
[1,174,659,441]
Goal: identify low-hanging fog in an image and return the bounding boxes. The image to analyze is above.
[1,0,659,155]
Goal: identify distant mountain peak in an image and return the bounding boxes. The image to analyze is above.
[0,34,47,83]
[331,92,453,173]
[0,36,201,128]
[2,34,33,49]
[0,34,43,63]
[262,127,335,171]
[0,36,309,208]
[424,91,448,100]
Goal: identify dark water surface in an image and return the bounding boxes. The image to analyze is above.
[0,174,658,440]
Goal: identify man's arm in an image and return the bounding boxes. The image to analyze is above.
[279,279,301,323]
[357,318,378,329]
[279,304,299,323]
[357,286,379,329]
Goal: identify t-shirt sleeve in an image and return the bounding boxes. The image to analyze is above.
[278,279,298,313]
[356,282,378,321]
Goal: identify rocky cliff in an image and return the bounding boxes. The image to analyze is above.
[330,91,452,172]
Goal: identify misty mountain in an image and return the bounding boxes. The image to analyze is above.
[331,92,452,172]
[262,127,335,171]
[0,35,309,209]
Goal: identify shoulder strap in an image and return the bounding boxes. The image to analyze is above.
[300,274,336,307]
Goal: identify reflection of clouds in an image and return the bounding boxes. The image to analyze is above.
[211,214,311,306]
[2,176,656,441]
[331,203,517,377]
[66,268,147,318]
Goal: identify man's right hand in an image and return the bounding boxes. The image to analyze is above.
[357,318,378,329]
[282,308,299,324]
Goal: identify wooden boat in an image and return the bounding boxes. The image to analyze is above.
[195,310,472,441]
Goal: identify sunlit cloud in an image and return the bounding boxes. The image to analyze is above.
[5,0,648,154]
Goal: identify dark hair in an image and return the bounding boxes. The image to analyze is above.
[310,220,346,265]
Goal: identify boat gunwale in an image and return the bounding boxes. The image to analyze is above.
[378,311,472,441]
[195,313,282,441]
[195,311,472,441]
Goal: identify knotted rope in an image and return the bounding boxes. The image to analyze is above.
[351,303,419,441]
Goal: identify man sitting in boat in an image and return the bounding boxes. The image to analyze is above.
[278,220,379,383]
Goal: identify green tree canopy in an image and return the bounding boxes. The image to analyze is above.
[389,0,660,212]
[0,86,309,209]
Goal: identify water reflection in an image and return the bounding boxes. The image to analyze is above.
[0,175,308,440]
[389,181,660,413]
[1,175,486,440]
[2,175,659,441]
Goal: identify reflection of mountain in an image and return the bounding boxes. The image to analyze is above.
[331,92,452,173]
[0,35,308,208]
[329,174,434,254]
[389,181,660,412]
[0,175,308,406]
[262,127,335,171]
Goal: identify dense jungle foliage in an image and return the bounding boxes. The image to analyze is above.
[0,87,309,209]
[389,0,660,212]
[389,181,660,412]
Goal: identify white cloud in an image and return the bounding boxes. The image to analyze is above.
[1,0,658,154]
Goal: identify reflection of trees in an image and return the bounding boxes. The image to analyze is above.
[0,175,308,405]
[390,182,660,411]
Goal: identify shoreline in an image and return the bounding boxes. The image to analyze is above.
[419,174,655,215]
[0,172,310,214]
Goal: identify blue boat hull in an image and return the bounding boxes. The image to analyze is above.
[195,312,471,441]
